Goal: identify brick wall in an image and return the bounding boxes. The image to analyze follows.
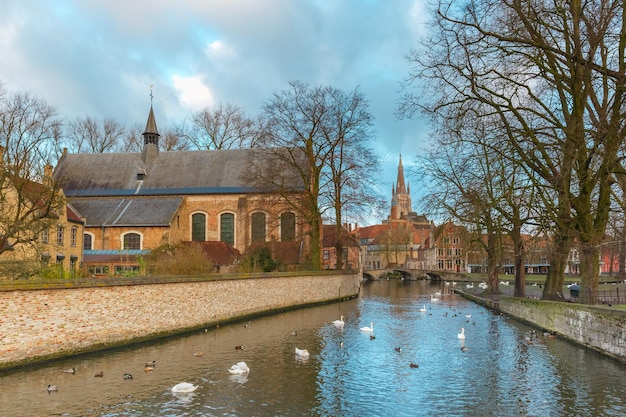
[0,272,360,370]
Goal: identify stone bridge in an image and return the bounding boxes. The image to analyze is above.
[362,268,470,282]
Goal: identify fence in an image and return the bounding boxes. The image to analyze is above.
[576,288,626,305]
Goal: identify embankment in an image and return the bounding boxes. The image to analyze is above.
[457,291,626,363]
[0,272,360,370]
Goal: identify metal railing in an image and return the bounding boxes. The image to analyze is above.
[575,288,626,305]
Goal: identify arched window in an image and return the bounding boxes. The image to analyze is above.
[220,213,235,246]
[83,233,93,250]
[281,212,296,241]
[123,232,141,250]
[251,212,266,243]
[191,213,206,242]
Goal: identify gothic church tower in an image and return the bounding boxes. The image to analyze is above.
[390,154,412,220]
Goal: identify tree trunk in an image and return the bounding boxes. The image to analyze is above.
[542,235,571,300]
[580,243,600,304]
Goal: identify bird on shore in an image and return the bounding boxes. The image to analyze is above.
[194,351,203,357]
[144,365,154,372]
[145,360,156,367]
[332,315,345,327]
[360,322,374,332]
[63,368,76,374]
[235,345,244,350]
[295,347,310,358]
[94,371,103,377]
[47,384,58,392]
[123,373,133,379]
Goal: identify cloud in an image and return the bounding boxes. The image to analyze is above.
[171,74,215,111]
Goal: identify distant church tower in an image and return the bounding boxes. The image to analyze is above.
[390,154,412,220]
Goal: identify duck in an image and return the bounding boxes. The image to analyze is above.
[145,360,156,367]
[94,371,103,377]
[461,345,470,352]
[295,347,310,357]
[144,365,154,372]
[123,373,133,380]
[228,361,250,375]
[47,384,58,392]
[370,334,376,340]
[360,322,374,332]
[395,347,402,352]
[409,363,419,368]
[63,367,76,374]
[171,382,198,393]
[457,327,466,340]
[332,315,345,327]
[235,345,244,350]
[194,351,203,357]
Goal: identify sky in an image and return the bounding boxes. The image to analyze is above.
[0,0,431,223]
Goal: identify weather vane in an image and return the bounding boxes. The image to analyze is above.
[150,84,154,104]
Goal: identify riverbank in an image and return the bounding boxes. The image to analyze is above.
[0,271,361,371]
[455,288,626,363]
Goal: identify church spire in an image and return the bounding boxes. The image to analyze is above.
[142,85,160,148]
[396,154,406,194]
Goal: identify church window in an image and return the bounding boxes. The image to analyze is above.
[57,226,65,245]
[192,213,206,242]
[83,233,92,250]
[123,232,141,250]
[220,213,235,246]
[281,212,296,241]
[251,212,266,243]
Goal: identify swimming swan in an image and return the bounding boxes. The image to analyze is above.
[332,315,345,327]
[458,327,466,340]
[295,347,310,357]
[419,305,427,312]
[360,322,374,332]
[171,382,198,393]
[228,361,250,375]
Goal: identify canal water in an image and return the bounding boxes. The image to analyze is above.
[1,279,625,417]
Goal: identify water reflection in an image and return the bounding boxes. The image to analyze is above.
[0,280,625,416]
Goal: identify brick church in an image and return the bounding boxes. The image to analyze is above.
[53,105,307,275]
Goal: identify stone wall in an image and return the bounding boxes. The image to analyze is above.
[499,297,626,362]
[0,272,360,370]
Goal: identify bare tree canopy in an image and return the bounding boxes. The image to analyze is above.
[399,0,626,301]
[64,116,126,153]
[179,102,259,150]
[0,87,64,256]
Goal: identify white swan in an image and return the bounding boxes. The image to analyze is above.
[419,305,427,312]
[228,361,250,375]
[466,283,474,289]
[295,347,310,357]
[360,322,374,332]
[332,315,345,327]
[171,382,198,393]
[458,327,466,340]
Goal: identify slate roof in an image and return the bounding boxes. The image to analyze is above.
[53,147,300,197]
[69,197,183,227]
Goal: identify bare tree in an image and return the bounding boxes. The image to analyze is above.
[64,116,126,153]
[399,0,626,302]
[0,89,64,256]
[255,81,382,270]
[179,102,258,150]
